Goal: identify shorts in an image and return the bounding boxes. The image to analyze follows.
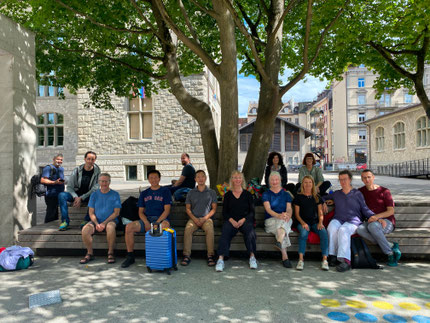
[139,216,169,233]
[87,220,117,234]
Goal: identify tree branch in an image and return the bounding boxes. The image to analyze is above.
[178,0,200,44]
[223,0,274,87]
[54,0,150,34]
[129,0,161,38]
[368,41,415,80]
[309,0,349,66]
[302,0,313,70]
[258,0,269,15]
[271,0,300,41]
[189,0,217,19]
[153,0,220,79]
[48,42,167,79]
[115,43,164,61]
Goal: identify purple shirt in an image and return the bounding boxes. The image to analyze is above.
[324,188,374,226]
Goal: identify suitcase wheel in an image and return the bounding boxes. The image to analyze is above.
[173,266,178,271]
[147,267,152,273]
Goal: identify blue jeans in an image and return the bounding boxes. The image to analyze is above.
[297,223,328,256]
[58,192,74,224]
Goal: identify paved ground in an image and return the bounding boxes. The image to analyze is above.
[1,257,430,322]
[36,173,430,224]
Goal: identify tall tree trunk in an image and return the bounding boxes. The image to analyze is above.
[242,0,284,182]
[414,78,430,119]
[213,0,239,184]
[152,1,219,187]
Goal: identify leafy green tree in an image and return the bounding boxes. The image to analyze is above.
[335,0,430,118]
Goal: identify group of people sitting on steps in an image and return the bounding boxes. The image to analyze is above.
[40,150,401,271]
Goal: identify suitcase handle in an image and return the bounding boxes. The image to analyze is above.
[150,223,163,236]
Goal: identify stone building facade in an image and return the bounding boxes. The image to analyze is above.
[35,70,221,183]
[331,65,417,163]
[364,104,430,168]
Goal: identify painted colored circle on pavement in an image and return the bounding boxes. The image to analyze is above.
[321,299,341,307]
[399,302,421,311]
[347,300,367,308]
[317,288,334,296]
[383,314,407,323]
[363,290,382,297]
[355,313,378,322]
[426,302,430,309]
[412,292,430,299]
[373,301,394,310]
[412,316,430,323]
[339,289,358,297]
[388,291,408,298]
[327,312,350,322]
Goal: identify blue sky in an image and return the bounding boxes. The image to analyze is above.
[238,68,328,116]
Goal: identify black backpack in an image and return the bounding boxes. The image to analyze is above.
[119,196,139,221]
[351,236,382,269]
[30,165,55,197]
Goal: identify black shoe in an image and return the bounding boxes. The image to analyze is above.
[328,255,338,267]
[282,259,292,268]
[121,256,135,268]
[336,262,351,272]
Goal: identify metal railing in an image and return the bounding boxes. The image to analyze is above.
[376,158,430,177]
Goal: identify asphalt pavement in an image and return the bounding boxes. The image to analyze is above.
[1,257,429,322]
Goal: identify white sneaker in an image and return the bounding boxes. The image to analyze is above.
[296,260,304,271]
[321,260,329,271]
[249,256,258,269]
[215,259,224,272]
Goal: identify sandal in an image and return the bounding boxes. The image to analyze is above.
[80,254,95,264]
[181,256,191,266]
[107,253,116,264]
[207,255,216,267]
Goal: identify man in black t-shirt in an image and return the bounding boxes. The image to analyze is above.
[168,153,196,201]
[58,151,101,231]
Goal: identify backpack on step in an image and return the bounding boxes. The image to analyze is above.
[351,236,382,269]
[30,165,55,197]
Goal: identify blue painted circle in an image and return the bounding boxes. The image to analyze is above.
[327,312,350,322]
[355,313,378,322]
[412,315,430,323]
[383,314,407,323]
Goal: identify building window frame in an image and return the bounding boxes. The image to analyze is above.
[358,112,366,122]
[357,94,366,105]
[358,129,367,140]
[393,121,406,150]
[37,113,64,147]
[416,116,430,148]
[404,93,413,104]
[127,96,153,141]
[375,127,385,152]
[358,78,365,88]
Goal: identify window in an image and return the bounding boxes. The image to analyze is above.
[404,93,413,104]
[37,113,64,147]
[144,165,156,180]
[376,127,384,151]
[358,94,366,105]
[393,122,405,149]
[288,157,293,165]
[358,129,366,140]
[240,133,252,151]
[425,73,430,85]
[128,97,153,140]
[379,94,391,107]
[416,116,430,147]
[358,78,365,88]
[295,118,299,125]
[358,112,366,122]
[126,165,137,181]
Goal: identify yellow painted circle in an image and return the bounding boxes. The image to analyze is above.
[321,299,341,307]
[372,301,394,310]
[399,302,421,311]
[346,300,367,308]
[426,302,430,309]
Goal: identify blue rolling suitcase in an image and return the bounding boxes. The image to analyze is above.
[145,224,178,275]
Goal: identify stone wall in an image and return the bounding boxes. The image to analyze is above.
[73,73,211,181]
[0,14,36,245]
